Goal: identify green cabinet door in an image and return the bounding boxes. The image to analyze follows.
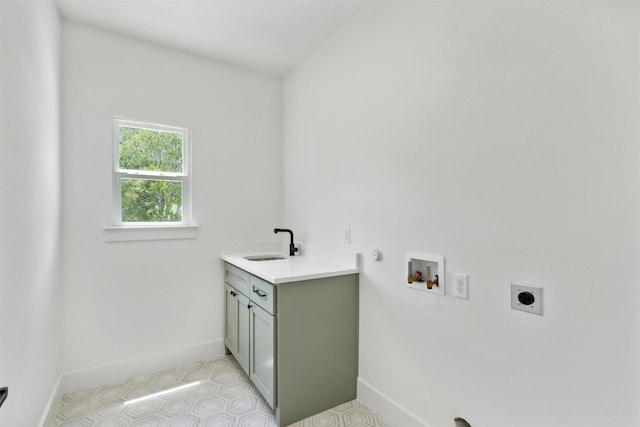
[250,302,276,408]
[225,284,250,375]
[236,291,251,375]
[224,284,238,355]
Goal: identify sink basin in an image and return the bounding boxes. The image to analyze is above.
[243,255,286,261]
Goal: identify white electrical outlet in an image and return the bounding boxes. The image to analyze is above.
[453,273,468,299]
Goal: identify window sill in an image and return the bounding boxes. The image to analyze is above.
[104,225,198,242]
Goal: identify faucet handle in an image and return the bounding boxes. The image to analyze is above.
[290,243,299,256]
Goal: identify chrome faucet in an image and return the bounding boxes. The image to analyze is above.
[274,228,299,256]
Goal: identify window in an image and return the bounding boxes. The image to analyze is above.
[113,118,190,226]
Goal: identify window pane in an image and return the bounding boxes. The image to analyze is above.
[119,126,183,173]
[121,179,183,223]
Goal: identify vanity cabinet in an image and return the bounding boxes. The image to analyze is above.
[223,261,359,427]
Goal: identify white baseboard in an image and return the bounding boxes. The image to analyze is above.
[357,377,430,427]
[59,339,225,394]
[38,376,63,427]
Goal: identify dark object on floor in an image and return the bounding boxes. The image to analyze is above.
[0,387,8,409]
[454,417,472,427]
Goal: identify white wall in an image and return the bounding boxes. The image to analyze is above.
[284,2,640,427]
[0,0,62,425]
[62,22,282,376]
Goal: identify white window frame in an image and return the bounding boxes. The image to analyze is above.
[112,118,191,228]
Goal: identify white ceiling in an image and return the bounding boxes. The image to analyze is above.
[56,0,368,76]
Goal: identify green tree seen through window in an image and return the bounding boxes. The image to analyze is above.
[119,126,184,223]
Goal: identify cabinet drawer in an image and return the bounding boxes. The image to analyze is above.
[250,275,275,314]
[225,263,250,295]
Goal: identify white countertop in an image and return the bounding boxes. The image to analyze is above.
[220,252,359,284]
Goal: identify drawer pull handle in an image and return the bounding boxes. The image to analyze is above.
[253,289,268,298]
[230,291,237,297]
[248,304,253,309]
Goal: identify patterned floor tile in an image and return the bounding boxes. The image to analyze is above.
[95,416,129,427]
[52,355,389,427]
[288,401,390,427]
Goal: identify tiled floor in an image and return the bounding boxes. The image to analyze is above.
[52,355,390,427]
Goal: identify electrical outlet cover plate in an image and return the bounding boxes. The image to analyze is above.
[511,283,542,315]
[453,273,468,299]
